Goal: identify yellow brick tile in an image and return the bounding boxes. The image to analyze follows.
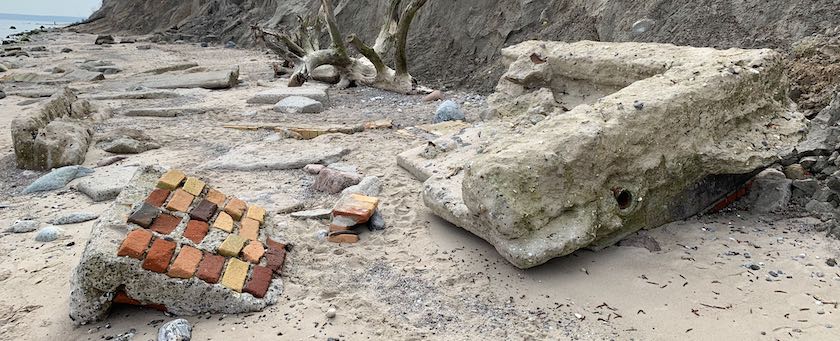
[218,234,247,257]
[245,205,266,223]
[206,188,226,206]
[183,177,205,196]
[221,258,249,292]
[212,212,234,233]
[157,170,185,190]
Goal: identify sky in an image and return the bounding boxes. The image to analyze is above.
[0,0,102,18]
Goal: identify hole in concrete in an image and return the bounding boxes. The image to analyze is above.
[614,188,633,210]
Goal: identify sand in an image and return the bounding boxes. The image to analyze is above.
[0,32,838,341]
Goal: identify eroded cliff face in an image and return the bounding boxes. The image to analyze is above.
[73,0,840,92]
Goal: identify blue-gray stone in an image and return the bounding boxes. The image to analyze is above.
[23,166,94,194]
[34,226,62,242]
[158,318,192,341]
[433,100,465,123]
[49,212,99,225]
[8,220,39,233]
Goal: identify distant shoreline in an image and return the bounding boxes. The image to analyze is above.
[0,13,85,24]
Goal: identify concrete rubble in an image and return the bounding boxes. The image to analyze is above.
[136,66,239,90]
[400,41,808,268]
[247,81,329,104]
[202,140,349,171]
[11,88,96,170]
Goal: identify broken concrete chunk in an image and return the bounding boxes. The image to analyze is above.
[202,141,349,171]
[313,168,362,194]
[247,81,329,104]
[76,166,140,202]
[290,209,332,220]
[96,128,161,154]
[140,62,199,75]
[748,169,793,213]
[413,41,806,268]
[12,88,95,170]
[138,66,239,89]
[273,96,324,114]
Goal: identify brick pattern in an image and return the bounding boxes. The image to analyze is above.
[119,169,291,298]
[328,193,381,244]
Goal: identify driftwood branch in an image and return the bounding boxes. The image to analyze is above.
[395,0,428,76]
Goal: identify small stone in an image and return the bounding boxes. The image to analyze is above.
[433,100,465,123]
[783,164,807,180]
[7,220,39,233]
[49,212,98,225]
[633,100,644,110]
[61,47,73,53]
[290,209,332,220]
[95,35,116,45]
[827,258,837,267]
[303,164,325,175]
[35,226,62,242]
[368,210,386,231]
[224,41,236,49]
[128,203,160,228]
[313,168,363,194]
[747,263,761,271]
[423,90,444,102]
[326,307,337,318]
[273,96,324,114]
[157,318,191,341]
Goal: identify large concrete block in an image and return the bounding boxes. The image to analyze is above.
[69,166,285,325]
[404,41,807,268]
[11,88,94,170]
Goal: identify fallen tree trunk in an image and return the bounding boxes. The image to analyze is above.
[252,0,429,94]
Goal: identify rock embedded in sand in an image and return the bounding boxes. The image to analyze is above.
[49,212,99,225]
[247,81,329,104]
[157,318,192,341]
[35,226,62,242]
[433,100,465,123]
[8,220,40,233]
[290,209,332,220]
[313,167,363,194]
[96,128,161,154]
[11,88,95,170]
[747,169,792,213]
[23,165,94,194]
[94,35,116,45]
[273,96,324,114]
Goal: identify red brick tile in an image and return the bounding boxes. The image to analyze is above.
[265,248,286,275]
[328,233,359,244]
[332,194,379,224]
[117,229,153,259]
[150,213,181,235]
[196,253,225,284]
[183,220,209,244]
[145,188,171,208]
[241,241,265,263]
[142,239,177,273]
[113,291,141,305]
[128,203,159,228]
[189,199,218,222]
[266,237,286,252]
[244,265,273,298]
[167,245,202,279]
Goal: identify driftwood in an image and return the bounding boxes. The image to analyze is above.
[252,0,429,94]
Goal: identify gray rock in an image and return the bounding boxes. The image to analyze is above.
[791,179,820,196]
[806,200,836,221]
[341,176,382,197]
[137,66,239,90]
[96,129,160,154]
[273,96,324,114]
[783,164,807,180]
[311,65,340,84]
[433,100,465,123]
[8,220,39,233]
[49,212,99,225]
[137,44,152,50]
[631,19,656,35]
[225,41,236,48]
[747,169,792,213]
[202,141,349,171]
[368,210,386,231]
[76,166,140,202]
[23,165,94,194]
[158,319,192,341]
[813,186,836,202]
[29,46,46,52]
[0,90,5,99]
[61,48,73,53]
[140,62,199,75]
[303,164,325,175]
[247,82,329,104]
[35,226,62,242]
[11,88,95,170]
[290,209,332,220]
[95,35,116,45]
[313,168,362,194]
[96,155,128,167]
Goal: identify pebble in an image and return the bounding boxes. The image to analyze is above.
[827,258,837,267]
[157,318,192,341]
[326,307,337,318]
[49,212,99,225]
[747,263,761,271]
[34,226,62,242]
[433,100,465,123]
[633,100,644,110]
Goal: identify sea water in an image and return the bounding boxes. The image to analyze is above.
[0,13,83,39]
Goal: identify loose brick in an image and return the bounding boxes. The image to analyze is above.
[212,211,234,232]
[196,253,225,284]
[206,188,226,206]
[332,194,379,224]
[128,203,159,228]
[241,241,265,263]
[157,169,186,190]
[329,223,352,232]
[183,220,209,244]
[266,237,286,252]
[117,229,153,259]
[113,291,141,305]
[150,213,181,235]
[183,177,205,196]
[328,233,360,244]
[145,188,171,208]
[238,218,260,241]
[221,258,249,292]
[142,239,177,273]
[218,234,247,257]
[265,248,286,274]
[245,205,266,223]
[224,198,247,220]
[244,265,273,298]
[167,245,202,279]
[165,189,194,212]
[189,199,217,222]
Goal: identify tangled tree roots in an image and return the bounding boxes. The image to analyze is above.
[252,0,429,94]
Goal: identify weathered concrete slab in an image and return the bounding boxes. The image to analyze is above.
[86,90,181,100]
[139,62,199,75]
[70,166,285,325]
[76,166,140,202]
[137,66,239,90]
[11,88,95,170]
[123,108,206,117]
[247,81,329,104]
[408,41,807,268]
[202,140,349,171]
